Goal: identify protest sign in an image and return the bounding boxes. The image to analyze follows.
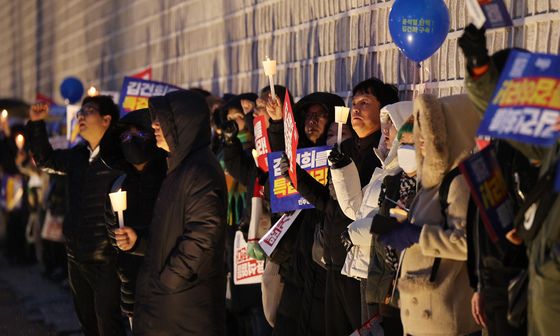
[477,51,560,146]
[118,77,181,114]
[268,146,331,213]
[283,89,299,188]
[459,145,514,242]
[466,0,512,29]
[233,231,264,285]
[258,210,301,256]
[253,115,271,172]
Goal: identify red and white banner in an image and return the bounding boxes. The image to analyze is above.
[258,210,301,256]
[131,66,153,80]
[283,89,299,188]
[253,115,271,172]
[233,231,264,285]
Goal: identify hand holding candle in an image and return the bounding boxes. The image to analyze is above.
[334,106,350,146]
[1,110,9,135]
[262,56,277,100]
[109,189,127,228]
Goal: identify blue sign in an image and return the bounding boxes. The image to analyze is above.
[459,146,514,242]
[477,51,560,146]
[118,77,181,115]
[480,0,513,29]
[268,146,331,213]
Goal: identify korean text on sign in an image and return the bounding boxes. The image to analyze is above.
[118,77,181,114]
[268,146,331,213]
[477,51,560,146]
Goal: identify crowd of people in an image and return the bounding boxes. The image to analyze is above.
[0,24,558,336]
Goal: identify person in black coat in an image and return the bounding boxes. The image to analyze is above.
[132,90,228,335]
[105,109,167,323]
[26,97,127,336]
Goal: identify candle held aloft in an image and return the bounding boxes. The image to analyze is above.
[334,106,350,146]
[262,57,277,100]
[1,109,7,120]
[87,86,98,97]
[15,134,25,150]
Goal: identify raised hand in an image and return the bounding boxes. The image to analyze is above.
[30,103,49,121]
[266,94,283,121]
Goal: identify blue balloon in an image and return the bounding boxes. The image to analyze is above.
[389,0,450,63]
[60,77,84,104]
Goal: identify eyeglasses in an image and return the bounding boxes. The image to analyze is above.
[119,130,153,142]
[76,105,100,119]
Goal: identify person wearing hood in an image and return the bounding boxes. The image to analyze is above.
[132,90,227,335]
[101,109,167,323]
[378,94,481,335]
[459,24,560,336]
[26,97,127,336]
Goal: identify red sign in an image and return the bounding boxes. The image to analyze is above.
[131,66,152,80]
[233,231,264,285]
[283,89,299,188]
[253,115,271,172]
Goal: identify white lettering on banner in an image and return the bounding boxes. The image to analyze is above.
[126,81,141,95]
[272,157,282,177]
[299,150,316,169]
[258,210,302,256]
[140,83,155,96]
[509,55,530,78]
[488,107,558,139]
[153,84,166,96]
[254,120,263,139]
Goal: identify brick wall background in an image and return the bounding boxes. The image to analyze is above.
[0,0,558,103]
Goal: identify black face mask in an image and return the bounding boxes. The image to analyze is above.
[121,136,157,165]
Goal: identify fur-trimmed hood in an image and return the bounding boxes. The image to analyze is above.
[374,101,413,170]
[413,94,481,189]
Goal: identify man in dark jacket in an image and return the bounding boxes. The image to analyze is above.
[107,109,167,322]
[26,97,127,336]
[133,90,228,335]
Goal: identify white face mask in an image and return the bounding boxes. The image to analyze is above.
[397,145,417,174]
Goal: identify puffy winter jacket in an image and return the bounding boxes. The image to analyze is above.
[332,102,412,279]
[133,90,228,335]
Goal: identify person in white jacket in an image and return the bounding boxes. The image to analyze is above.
[329,101,412,325]
[331,101,412,280]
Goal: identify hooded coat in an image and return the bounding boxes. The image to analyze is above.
[330,101,413,279]
[397,94,480,335]
[133,90,228,335]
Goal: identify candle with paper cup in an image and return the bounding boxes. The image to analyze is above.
[15,134,25,151]
[87,86,99,97]
[334,106,350,146]
[109,189,127,228]
[262,56,277,100]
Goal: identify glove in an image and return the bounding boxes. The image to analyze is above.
[247,242,266,260]
[458,24,490,70]
[222,120,239,144]
[279,152,291,180]
[384,246,399,271]
[340,230,354,252]
[328,144,352,169]
[379,223,422,252]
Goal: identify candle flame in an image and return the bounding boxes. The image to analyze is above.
[15,134,25,150]
[87,86,98,97]
[1,109,7,119]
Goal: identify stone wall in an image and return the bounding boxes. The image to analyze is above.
[0,0,558,102]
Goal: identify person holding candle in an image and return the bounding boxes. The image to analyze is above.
[105,109,167,322]
[133,90,227,335]
[26,97,127,336]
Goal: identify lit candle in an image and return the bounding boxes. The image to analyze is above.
[262,56,277,100]
[15,134,25,150]
[1,109,7,121]
[87,86,98,97]
[109,189,127,228]
[334,106,350,146]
